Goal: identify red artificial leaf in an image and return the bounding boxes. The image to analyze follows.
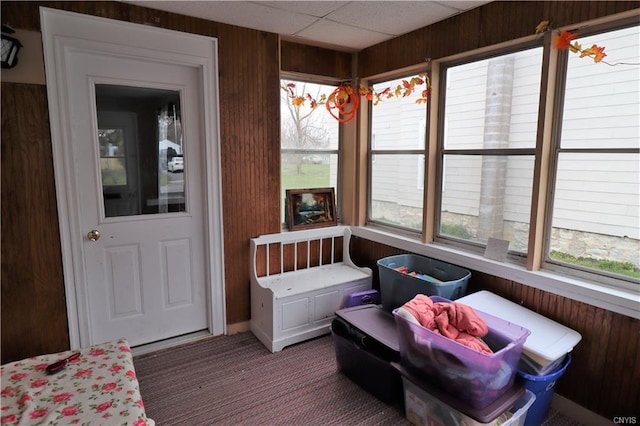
[553,30,578,50]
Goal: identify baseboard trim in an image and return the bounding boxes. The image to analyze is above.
[227,321,250,334]
[553,394,613,425]
[131,330,212,357]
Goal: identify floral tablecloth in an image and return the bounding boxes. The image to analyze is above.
[1,338,153,425]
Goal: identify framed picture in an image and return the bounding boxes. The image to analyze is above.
[285,187,337,231]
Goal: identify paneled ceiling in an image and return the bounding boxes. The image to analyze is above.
[124,1,491,52]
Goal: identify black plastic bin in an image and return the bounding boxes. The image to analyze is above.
[331,304,403,404]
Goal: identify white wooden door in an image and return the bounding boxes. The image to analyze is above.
[69,51,208,347]
[41,8,227,349]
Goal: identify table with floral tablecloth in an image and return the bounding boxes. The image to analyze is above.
[1,338,153,425]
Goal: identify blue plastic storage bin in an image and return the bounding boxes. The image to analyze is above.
[377,254,471,312]
[516,354,571,426]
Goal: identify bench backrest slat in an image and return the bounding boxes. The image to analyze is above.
[251,226,352,279]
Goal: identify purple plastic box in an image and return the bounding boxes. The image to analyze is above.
[393,296,531,410]
[344,289,381,308]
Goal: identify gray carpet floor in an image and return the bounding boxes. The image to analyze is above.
[134,332,583,425]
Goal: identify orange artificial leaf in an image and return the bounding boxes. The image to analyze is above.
[536,20,550,34]
[415,98,427,105]
[580,44,607,63]
[358,86,372,97]
[292,96,304,107]
[553,30,578,50]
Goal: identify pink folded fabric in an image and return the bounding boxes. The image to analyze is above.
[401,294,493,354]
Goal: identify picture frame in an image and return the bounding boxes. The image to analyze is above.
[285,187,337,231]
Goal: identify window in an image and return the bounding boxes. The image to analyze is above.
[369,76,428,231]
[365,18,639,290]
[438,46,543,255]
[546,24,640,283]
[280,79,340,224]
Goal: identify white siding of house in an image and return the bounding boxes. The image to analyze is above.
[371,82,426,209]
[371,27,638,245]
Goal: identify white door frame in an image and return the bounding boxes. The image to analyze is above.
[40,7,226,349]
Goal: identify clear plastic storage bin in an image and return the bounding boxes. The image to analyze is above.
[400,365,536,426]
[377,254,471,312]
[393,296,531,409]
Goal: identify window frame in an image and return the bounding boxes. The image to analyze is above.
[433,40,543,261]
[541,18,640,288]
[279,74,343,226]
[366,71,429,233]
[361,14,639,295]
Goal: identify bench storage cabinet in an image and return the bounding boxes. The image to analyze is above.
[250,226,372,352]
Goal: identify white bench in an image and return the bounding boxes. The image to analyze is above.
[250,225,373,352]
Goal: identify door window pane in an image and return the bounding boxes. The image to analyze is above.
[95,84,185,217]
[99,129,127,186]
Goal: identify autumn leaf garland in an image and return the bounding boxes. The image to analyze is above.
[537,20,608,63]
[283,73,431,123]
[286,21,631,122]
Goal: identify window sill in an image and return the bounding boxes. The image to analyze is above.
[351,226,640,320]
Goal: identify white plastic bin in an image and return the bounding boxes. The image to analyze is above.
[457,290,582,375]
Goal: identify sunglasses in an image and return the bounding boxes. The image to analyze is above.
[46,352,81,375]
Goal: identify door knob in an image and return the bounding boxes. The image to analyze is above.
[87,230,101,241]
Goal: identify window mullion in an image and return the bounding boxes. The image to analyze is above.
[529,30,562,271]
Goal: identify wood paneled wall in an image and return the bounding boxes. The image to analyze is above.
[350,237,640,420]
[280,41,352,80]
[358,1,640,77]
[1,83,69,361]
